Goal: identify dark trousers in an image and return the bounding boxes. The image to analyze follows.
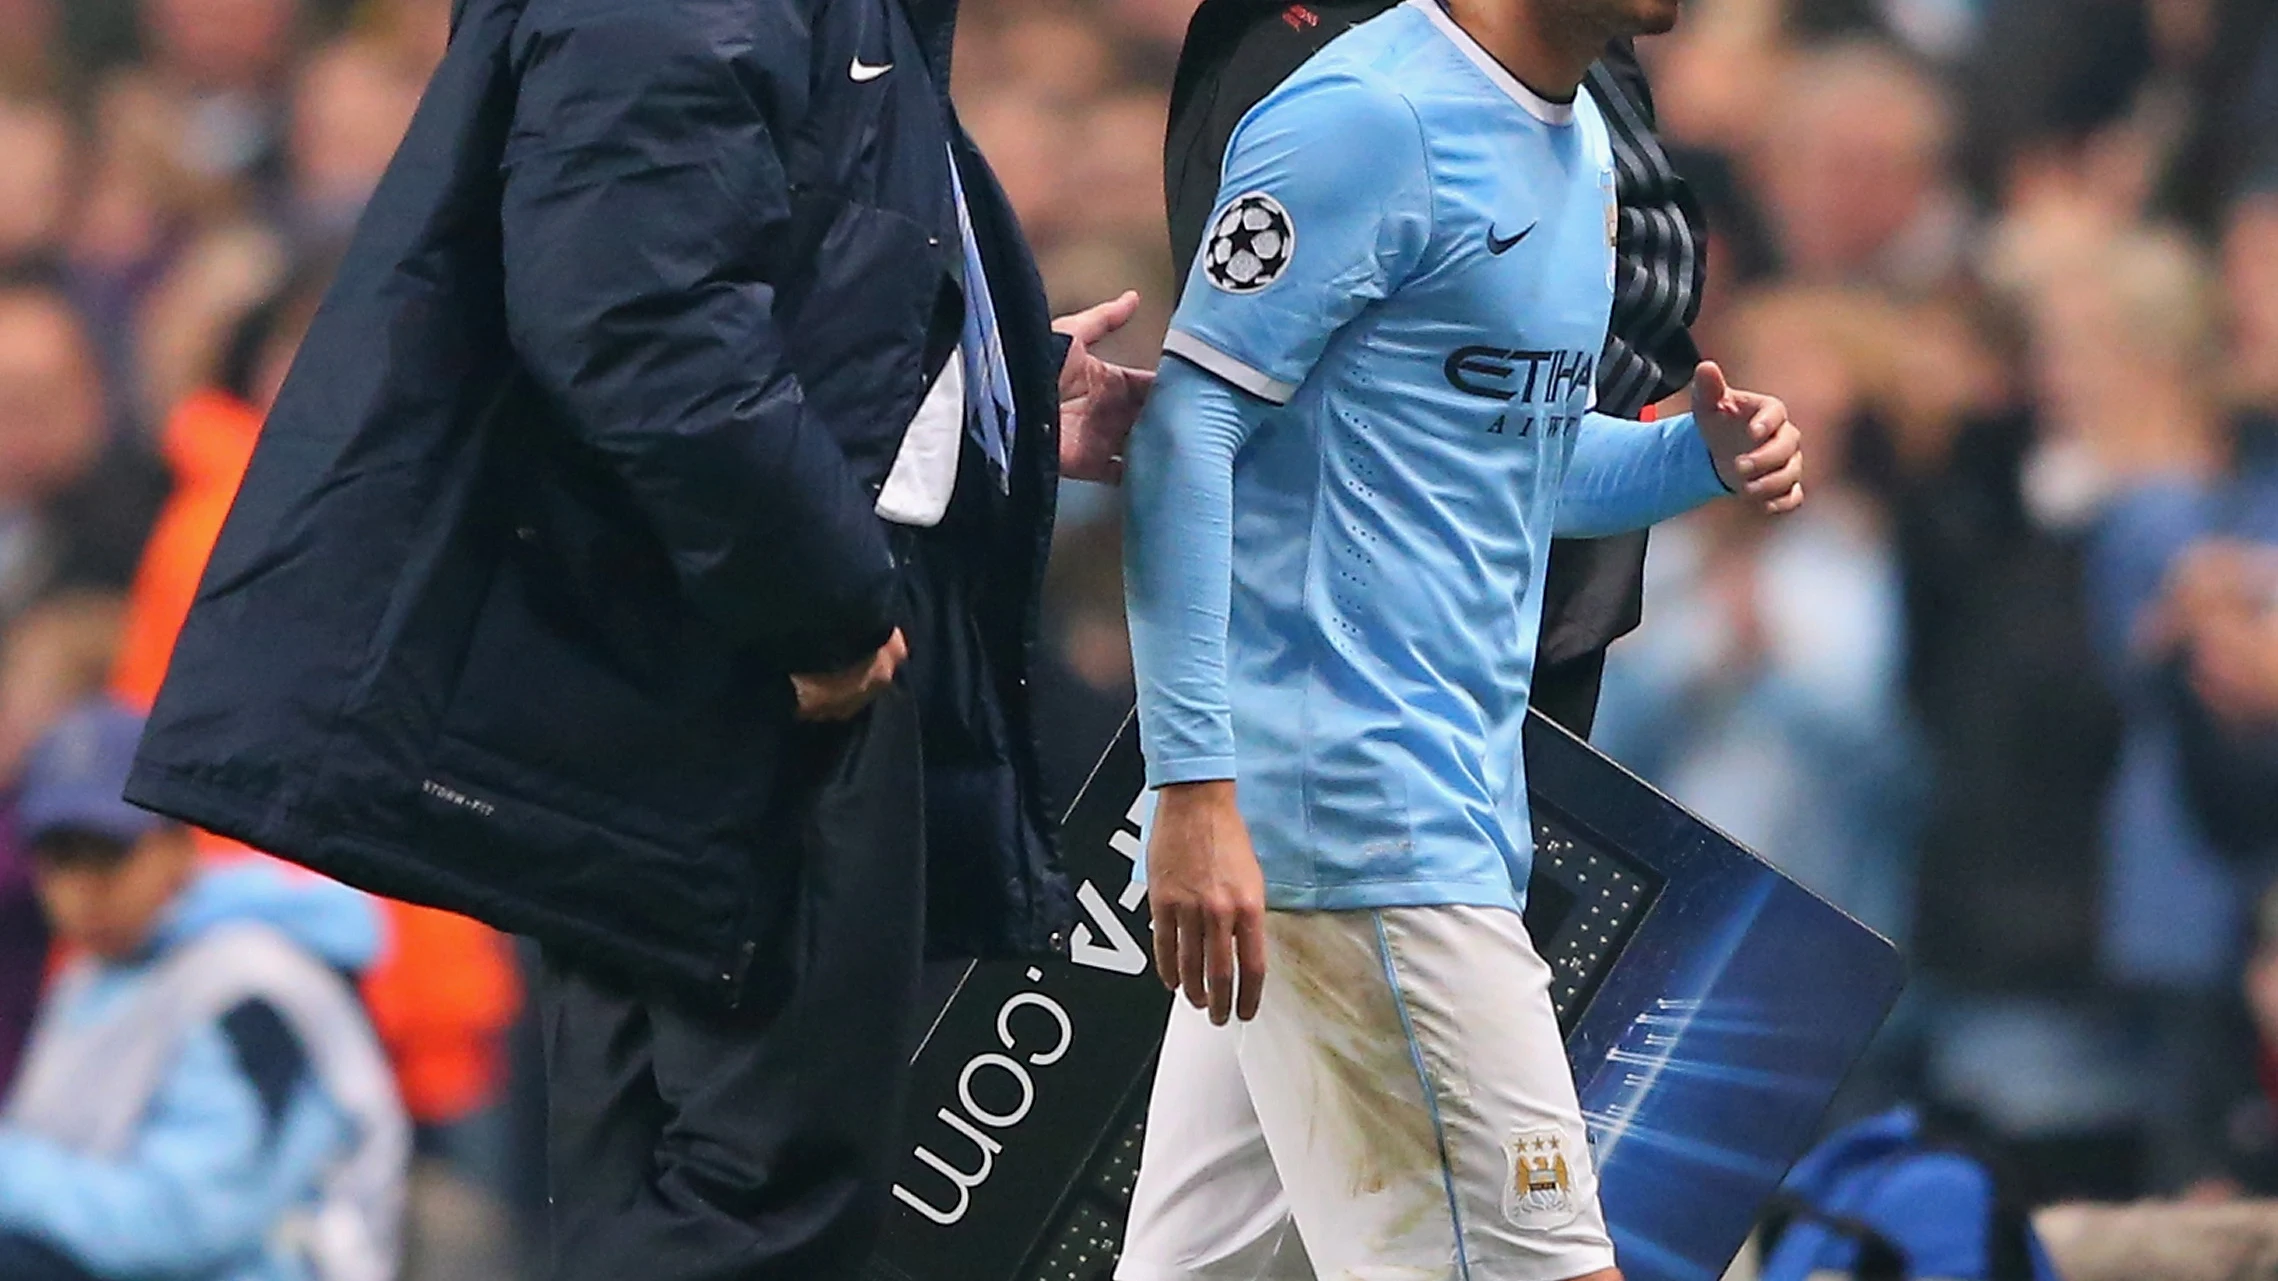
[541,686,926,1281]
[1530,648,1609,740]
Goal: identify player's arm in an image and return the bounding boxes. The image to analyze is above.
[1131,70,1432,784]
[1125,362,1271,1031]
[1557,360,1803,536]
[1556,408,1725,537]
[1125,69,1421,788]
[1125,362,1269,789]
[1126,72,1432,1026]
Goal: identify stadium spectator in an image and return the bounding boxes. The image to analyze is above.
[0,833,34,1099]
[106,266,525,1236]
[2149,537,2278,859]
[67,0,305,422]
[1750,40,1969,295]
[1892,285,2122,998]
[0,279,167,624]
[284,0,442,248]
[0,594,124,1096]
[109,276,309,714]
[0,700,406,1281]
[0,0,63,98]
[1642,0,1786,156]
[1597,286,1924,940]
[105,0,304,205]
[960,89,1079,249]
[2076,224,2273,1187]
[1885,279,2134,1185]
[0,100,72,272]
[2229,190,2278,416]
[2138,202,2278,768]
[330,0,451,80]
[1069,91,1173,247]
[2236,885,2278,1192]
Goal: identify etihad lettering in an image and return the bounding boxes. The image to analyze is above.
[1445,345,1596,406]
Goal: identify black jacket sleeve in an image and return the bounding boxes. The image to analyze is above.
[499,0,897,669]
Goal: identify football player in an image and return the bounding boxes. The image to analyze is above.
[1118,0,1804,1275]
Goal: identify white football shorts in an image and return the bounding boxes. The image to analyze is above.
[1116,904,1616,1281]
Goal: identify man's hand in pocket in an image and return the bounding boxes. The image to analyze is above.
[792,629,908,722]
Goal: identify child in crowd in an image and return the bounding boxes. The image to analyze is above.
[0,700,405,1281]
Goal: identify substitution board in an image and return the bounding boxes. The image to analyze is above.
[866,713,1904,1281]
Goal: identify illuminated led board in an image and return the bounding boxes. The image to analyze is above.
[868,714,1902,1281]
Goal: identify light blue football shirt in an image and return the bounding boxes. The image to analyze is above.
[1125,0,1727,912]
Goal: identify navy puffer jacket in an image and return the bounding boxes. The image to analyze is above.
[127,0,1076,1003]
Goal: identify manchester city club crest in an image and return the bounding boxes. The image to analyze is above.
[1203,192,1295,294]
[1505,1128,1588,1228]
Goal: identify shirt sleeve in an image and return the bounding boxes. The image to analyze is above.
[1123,356,1277,787]
[1555,410,1729,537]
[1162,71,1435,405]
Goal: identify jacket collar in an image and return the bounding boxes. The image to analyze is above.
[452,0,963,97]
[899,0,961,87]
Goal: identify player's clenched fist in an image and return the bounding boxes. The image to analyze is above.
[1145,779,1269,1025]
[1692,360,1804,516]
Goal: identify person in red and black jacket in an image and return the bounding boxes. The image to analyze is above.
[1163,0,1706,735]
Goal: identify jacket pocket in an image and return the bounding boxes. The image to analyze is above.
[428,448,786,852]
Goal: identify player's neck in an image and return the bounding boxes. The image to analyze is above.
[1442,0,1600,102]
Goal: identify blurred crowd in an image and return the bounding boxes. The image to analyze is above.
[1587,0,2278,1208]
[0,0,2274,1275]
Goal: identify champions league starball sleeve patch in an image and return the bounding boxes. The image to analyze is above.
[1202,192,1295,293]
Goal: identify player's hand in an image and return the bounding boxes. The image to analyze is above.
[1055,291,1157,485]
[791,629,907,722]
[1693,361,1804,515]
[1145,779,1268,1024]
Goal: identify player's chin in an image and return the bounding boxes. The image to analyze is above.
[1624,0,1681,35]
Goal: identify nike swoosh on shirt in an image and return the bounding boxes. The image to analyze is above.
[1487,222,1536,255]
[851,58,893,82]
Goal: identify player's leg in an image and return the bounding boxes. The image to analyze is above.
[1118,997,1312,1280]
[1238,906,1619,1281]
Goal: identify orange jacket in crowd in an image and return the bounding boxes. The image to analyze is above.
[113,388,521,1127]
